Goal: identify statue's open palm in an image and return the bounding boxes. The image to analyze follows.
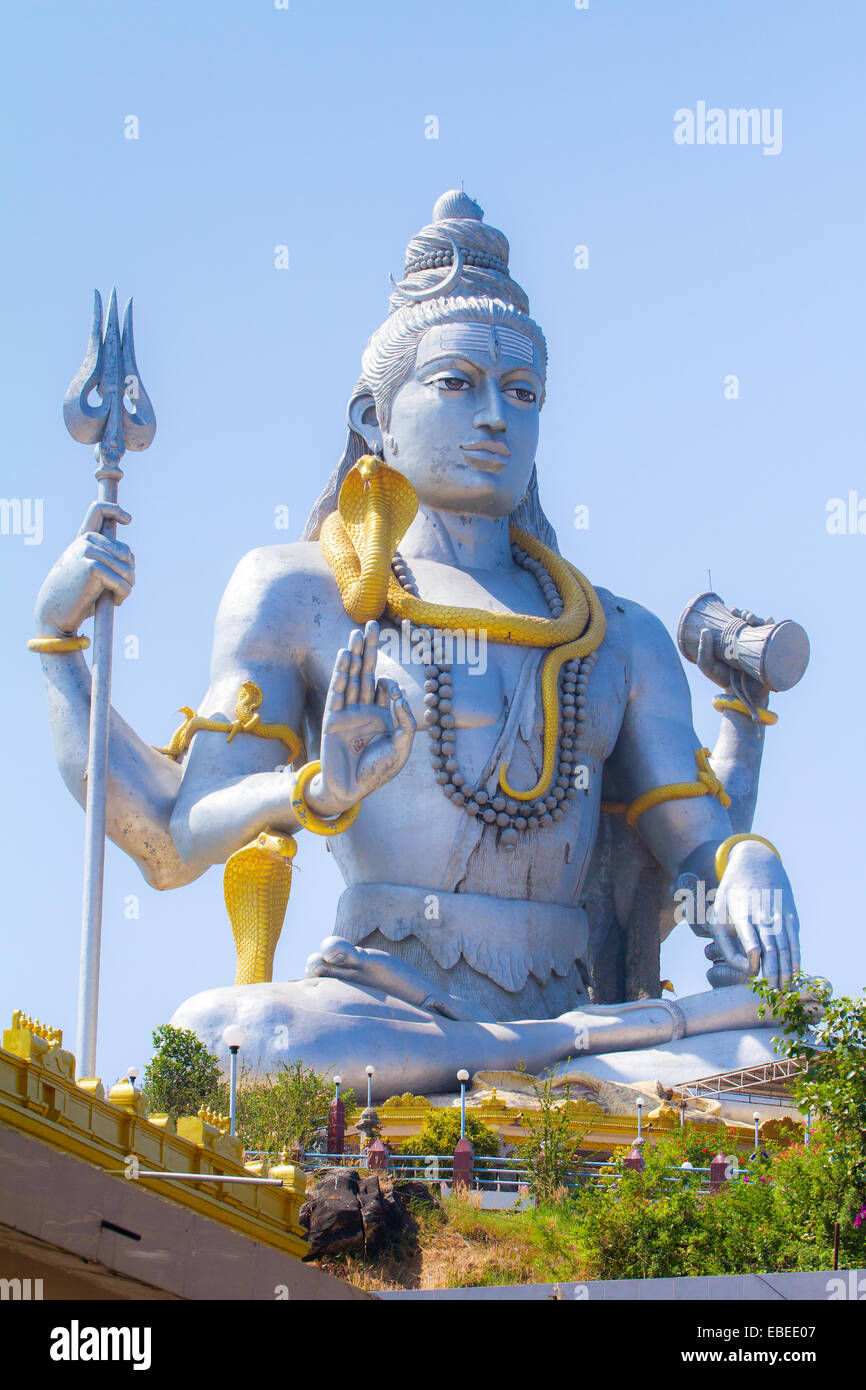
[317,621,415,812]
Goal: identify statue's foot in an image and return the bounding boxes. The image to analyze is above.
[306,936,371,983]
[305,935,493,1022]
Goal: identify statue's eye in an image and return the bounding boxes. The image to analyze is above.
[435,376,471,392]
[505,386,537,404]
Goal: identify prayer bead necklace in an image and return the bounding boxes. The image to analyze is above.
[391,545,598,846]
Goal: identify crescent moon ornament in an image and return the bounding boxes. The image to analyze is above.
[389,236,464,301]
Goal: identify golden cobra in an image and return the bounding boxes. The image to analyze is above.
[224,831,297,986]
[157,684,305,986]
[320,457,607,801]
[320,454,420,623]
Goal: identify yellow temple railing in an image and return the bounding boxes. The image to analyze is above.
[0,1010,309,1261]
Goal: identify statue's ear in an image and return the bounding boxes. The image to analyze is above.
[347,392,383,455]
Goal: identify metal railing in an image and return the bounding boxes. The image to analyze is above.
[244,1149,740,1197]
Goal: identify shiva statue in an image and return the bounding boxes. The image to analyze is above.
[32,191,810,1098]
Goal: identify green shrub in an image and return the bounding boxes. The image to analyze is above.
[527,1123,866,1281]
[756,975,866,1193]
[400,1107,500,1158]
[515,1067,591,1203]
[221,1060,356,1153]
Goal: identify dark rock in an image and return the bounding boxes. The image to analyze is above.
[299,1168,364,1259]
[357,1175,390,1251]
[307,1165,359,1186]
[300,1170,432,1260]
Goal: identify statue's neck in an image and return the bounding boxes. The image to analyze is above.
[400,506,514,572]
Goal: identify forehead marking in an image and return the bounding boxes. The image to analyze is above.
[496,328,535,364]
[425,323,537,367]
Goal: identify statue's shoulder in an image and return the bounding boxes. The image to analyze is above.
[595,589,689,711]
[215,540,345,637]
[594,588,679,669]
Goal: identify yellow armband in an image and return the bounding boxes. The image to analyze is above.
[713,696,778,726]
[27,634,90,653]
[602,748,730,827]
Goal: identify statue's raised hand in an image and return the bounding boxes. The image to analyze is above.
[33,501,135,637]
[708,839,801,989]
[304,621,416,816]
[696,622,771,713]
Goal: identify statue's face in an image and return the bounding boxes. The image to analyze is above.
[384,321,543,518]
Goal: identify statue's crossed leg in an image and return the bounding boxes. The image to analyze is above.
[306,936,497,1023]
[170,936,812,1097]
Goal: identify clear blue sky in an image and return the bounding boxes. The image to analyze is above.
[2,1,864,1085]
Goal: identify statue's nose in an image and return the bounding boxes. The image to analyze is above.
[473,404,507,432]
[473,376,507,431]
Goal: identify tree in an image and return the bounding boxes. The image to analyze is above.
[755,975,866,1188]
[224,1060,357,1154]
[516,1068,591,1203]
[400,1107,500,1158]
[141,1024,222,1119]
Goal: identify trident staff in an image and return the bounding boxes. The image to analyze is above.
[61,289,156,1076]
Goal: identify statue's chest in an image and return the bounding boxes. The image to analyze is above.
[376,624,517,730]
[377,619,628,769]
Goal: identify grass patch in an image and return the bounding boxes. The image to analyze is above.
[313,1189,584,1292]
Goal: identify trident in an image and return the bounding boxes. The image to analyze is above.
[63,289,156,1078]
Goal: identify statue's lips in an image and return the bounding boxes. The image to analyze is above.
[460,441,510,470]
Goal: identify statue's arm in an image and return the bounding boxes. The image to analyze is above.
[169,548,313,868]
[33,502,202,890]
[37,648,202,890]
[705,705,763,834]
[605,600,800,986]
[169,546,416,869]
[605,601,734,881]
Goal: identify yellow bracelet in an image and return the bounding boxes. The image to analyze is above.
[290,761,361,837]
[714,833,780,882]
[27,634,90,653]
[603,748,731,827]
[713,696,778,726]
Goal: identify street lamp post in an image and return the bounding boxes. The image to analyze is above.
[366,1065,374,1111]
[636,1096,643,1143]
[222,1026,245,1137]
[753,1110,761,1152]
[457,1069,469,1139]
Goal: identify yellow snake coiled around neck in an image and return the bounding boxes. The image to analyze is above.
[320,457,606,801]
